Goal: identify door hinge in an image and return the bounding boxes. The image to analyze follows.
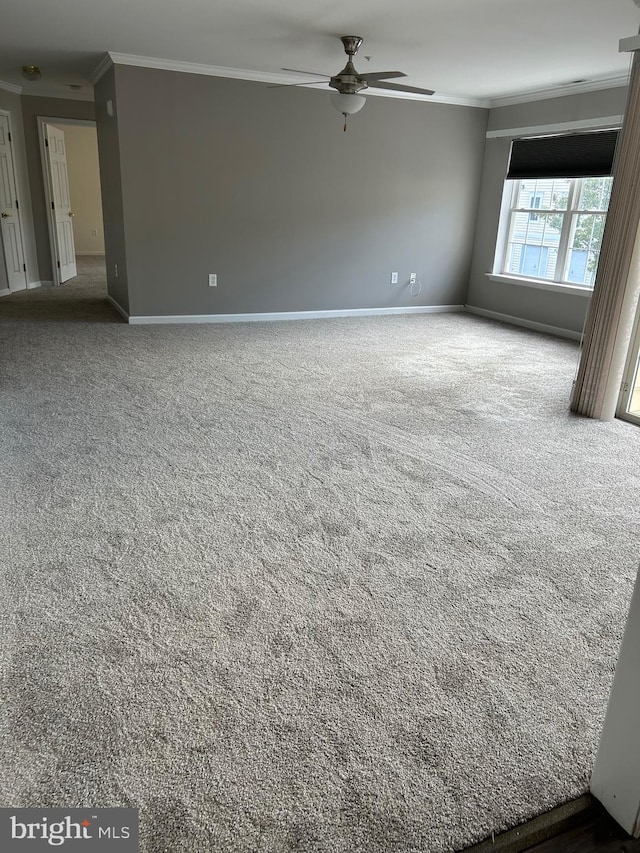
[623,381,630,394]
[51,201,55,210]
[15,199,19,209]
[57,260,60,268]
[8,131,11,142]
[45,138,49,148]
[23,263,26,272]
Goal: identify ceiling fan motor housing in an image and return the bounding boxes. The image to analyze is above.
[329,64,368,94]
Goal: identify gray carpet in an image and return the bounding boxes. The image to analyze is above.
[1,259,640,852]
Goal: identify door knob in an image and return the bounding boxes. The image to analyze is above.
[1,212,11,218]
[68,211,76,217]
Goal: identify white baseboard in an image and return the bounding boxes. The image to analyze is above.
[465,305,582,341]
[75,251,106,256]
[126,304,466,325]
[0,281,45,296]
[0,281,51,296]
[107,295,130,321]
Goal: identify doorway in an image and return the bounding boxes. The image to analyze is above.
[37,117,104,287]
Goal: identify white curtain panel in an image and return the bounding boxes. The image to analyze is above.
[571,52,640,420]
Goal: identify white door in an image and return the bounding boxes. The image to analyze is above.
[44,124,76,283]
[0,113,27,292]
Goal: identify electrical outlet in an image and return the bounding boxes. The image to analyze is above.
[391,272,398,284]
[208,273,217,287]
[91,228,97,237]
[114,263,118,278]
[409,272,417,284]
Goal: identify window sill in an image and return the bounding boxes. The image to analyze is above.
[486,273,593,297]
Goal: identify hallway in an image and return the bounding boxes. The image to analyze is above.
[0,255,116,322]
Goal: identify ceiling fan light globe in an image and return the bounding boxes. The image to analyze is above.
[329,93,366,115]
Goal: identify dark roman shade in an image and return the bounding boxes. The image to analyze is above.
[507,129,620,180]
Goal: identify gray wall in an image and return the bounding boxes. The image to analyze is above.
[95,68,129,311]
[0,87,37,288]
[56,123,105,255]
[20,95,95,282]
[98,64,488,317]
[467,86,629,334]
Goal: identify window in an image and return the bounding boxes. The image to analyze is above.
[502,176,613,288]
[528,194,542,221]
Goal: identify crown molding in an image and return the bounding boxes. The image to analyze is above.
[0,80,23,95]
[366,89,489,108]
[20,87,94,102]
[91,51,629,110]
[99,52,488,108]
[107,52,298,86]
[489,74,629,108]
[90,53,114,85]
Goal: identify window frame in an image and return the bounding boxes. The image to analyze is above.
[498,176,611,290]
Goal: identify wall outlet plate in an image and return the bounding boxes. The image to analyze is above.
[391,272,398,284]
[409,272,417,284]
[208,273,217,287]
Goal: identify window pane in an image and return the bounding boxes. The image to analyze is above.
[564,212,606,285]
[507,244,558,278]
[566,249,600,286]
[577,176,612,211]
[515,178,570,211]
[505,210,563,280]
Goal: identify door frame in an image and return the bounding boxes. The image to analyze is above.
[37,116,96,287]
[0,108,28,294]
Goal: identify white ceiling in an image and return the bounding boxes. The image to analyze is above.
[2,0,639,104]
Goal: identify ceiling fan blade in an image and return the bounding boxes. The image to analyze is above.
[358,71,406,81]
[281,67,330,78]
[369,80,435,96]
[267,81,328,89]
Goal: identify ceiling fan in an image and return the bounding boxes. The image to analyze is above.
[279,36,435,130]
